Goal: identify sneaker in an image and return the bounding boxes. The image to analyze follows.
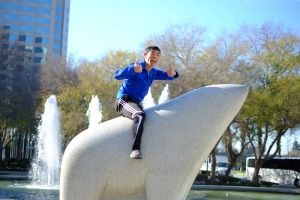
[130,150,143,159]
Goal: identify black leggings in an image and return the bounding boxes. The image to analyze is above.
[115,95,146,150]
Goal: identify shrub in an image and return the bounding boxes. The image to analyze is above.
[260,181,276,187]
[239,180,261,187]
[213,176,241,185]
[194,174,209,184]
[1,158,30,171]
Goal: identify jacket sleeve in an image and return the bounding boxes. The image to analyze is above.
[114,63,136,80]
[154,69,179,80]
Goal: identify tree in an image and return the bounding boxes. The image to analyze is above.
[38,50,137,144]
[0,25,39,164]
[76,50,136,121]
[142,21,260,180]
[200,30,254,85]
[142,21,208,100]
[209,141,220,184]
[291,140,300,153]
[38,55,81,143]
[237,21,300,183]
[190,29,254,176]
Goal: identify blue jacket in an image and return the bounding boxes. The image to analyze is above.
[114,60,179,103]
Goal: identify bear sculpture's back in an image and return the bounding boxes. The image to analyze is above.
[60,84,248,200]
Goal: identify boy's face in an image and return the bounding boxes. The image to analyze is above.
[144,50,161,67]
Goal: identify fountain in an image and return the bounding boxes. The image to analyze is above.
[86,95,103,128]
[29,95,62,189]
[158,84,169,104]
[142,88,156,109]
[0,95,102,199]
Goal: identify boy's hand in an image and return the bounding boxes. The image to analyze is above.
[167,64,176,77]
[134,59,142,73]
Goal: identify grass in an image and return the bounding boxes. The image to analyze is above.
[186,190,299,200]
[233,170,246,175]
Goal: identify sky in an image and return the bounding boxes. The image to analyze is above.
[68,0,300,154]
[68,0,300,61]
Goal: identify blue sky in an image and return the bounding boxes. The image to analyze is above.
[67,0,299,154]
[68,0,300,61]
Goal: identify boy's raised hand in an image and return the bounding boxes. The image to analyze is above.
[134,59,143,73]
[167,64,176,77]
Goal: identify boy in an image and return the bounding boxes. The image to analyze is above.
[114,46,179,159]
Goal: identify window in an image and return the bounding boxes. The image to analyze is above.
[34,47,48,54]
[9,34,17,41]
[0,3,2,9]
[22,0,36,2]
[53,52,60,58]
[36,27,50,34]
[35,37,49,44]
[3,24,18,31]
[25,46,33,53]
[0,13,2,19]
[53,43,61,49]
[37,17,50,24]
[1,55,8,62]
[54,34,61,40]
[21,15,35,23]
[18,45,33,52]
[34,57,47,64]
[56,6,63,12]
[22,5,35,13]
[38,7,51,15]
[5,3,19,11]
[55,24,62,30]
[16,65,24,72]
[25,57,32,62]
[19,35,33,42]
[1,32,9,40]
[247,159,255,167]
[4,13,18,21]
[38,0,52,5]
[2,44,9,50]
[20,25,34,32]
[55,15,63,21]
[2,25,10,30]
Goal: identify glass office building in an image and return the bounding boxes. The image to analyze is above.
[0,0,70,64]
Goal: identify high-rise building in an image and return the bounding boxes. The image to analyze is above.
[0,0,70,64]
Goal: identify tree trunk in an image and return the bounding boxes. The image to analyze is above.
[226,156,237,176]
[209,148,217,185]
[252,159,262,183]
[23,130,28,159]
[0,148,3,166]
[0,125,8,166]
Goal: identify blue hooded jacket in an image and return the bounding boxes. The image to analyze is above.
[114,60,179,103]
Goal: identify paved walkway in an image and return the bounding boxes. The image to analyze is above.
[1,170,299,194]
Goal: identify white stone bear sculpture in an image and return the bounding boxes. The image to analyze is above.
[60,84,248,200]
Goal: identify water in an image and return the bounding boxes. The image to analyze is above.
[142,85,169,109]
[142,87,156,109]
[86,95,103,128]
[29,95,62,188]
[0,181,298,200]
[158,84,169,104]
[0,181,59,200]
